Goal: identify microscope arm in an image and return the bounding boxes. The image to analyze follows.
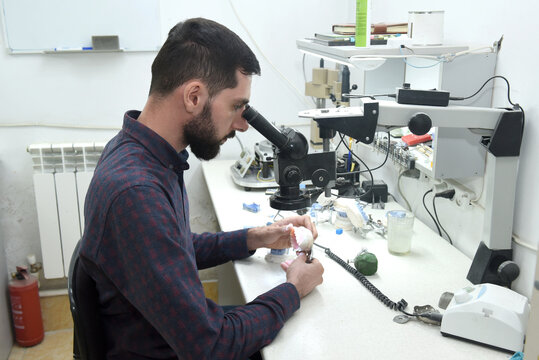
[299,99,524,287]
[299,99,523,156]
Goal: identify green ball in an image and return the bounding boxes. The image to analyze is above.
[354,252,378,276]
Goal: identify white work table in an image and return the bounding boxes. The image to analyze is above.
[202,160,511,359]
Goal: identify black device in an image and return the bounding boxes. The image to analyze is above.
[242,105,336,211]
[333,155,360,197]
[360,179,388,203]
[396,83,450,107]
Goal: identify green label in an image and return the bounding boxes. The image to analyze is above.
[355,0,369,47]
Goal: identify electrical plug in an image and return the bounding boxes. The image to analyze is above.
[435,189,455,200]
[432,181,448,194]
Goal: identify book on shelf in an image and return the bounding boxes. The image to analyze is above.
[314,33,354,41]
[331,22,408,35]
[371,22,408,34]
[331,23,355,35]
[309,37,355,46]
[370,33,401,45]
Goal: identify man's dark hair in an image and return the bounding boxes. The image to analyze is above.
[149,18,261,98]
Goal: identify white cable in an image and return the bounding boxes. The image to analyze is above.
[234,134,245,152]
[466,153,488,206]
[470,175,486,206]
[302,54,318,107]
[228,0,311,108]
[349,46,494,63]
[453,46,495,58]
[350,54,440,60]
[397,169,412,211]
[302,53,308,84]
[512,234,538,252]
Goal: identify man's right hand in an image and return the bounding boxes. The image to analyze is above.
[281,254,324,298]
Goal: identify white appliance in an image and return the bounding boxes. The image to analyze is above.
[440,283,530,352]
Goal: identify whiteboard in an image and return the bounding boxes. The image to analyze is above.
[1,0,161,53]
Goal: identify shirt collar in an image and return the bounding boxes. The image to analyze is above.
[123,110,190,171]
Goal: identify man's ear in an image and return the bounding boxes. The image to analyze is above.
[183,80,209,114]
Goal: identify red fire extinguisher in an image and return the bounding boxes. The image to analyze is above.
[9,266,44,347]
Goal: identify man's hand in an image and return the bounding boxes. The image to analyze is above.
[246,215,318,251]
[281,254,324,298]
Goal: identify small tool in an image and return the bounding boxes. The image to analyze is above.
[305,249,313,264]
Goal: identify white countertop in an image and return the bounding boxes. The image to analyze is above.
[202,160,511,359]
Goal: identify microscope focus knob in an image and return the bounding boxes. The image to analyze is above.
[497,260,520,285]
[408,112,432,136]
[284,166,302,185]
[311,169,330,187]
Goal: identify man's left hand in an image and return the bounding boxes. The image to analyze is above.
[246,215,317,251]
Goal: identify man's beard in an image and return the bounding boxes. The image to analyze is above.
[184,101,235,160]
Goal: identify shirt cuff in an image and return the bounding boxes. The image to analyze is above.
[280,282,301,315]
[256,282,301,321]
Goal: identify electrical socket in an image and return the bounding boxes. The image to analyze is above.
[419,172,430,183]
[455,191,472,207]
[445,179,476,208]
[432,181,448,194]
[402,169,420,179]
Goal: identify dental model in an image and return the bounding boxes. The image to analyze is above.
[289,225,314,262]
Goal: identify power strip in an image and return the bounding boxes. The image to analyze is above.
[372,133,416,170]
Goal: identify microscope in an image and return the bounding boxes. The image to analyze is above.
[242,105,336,211]
[241,101,383,212]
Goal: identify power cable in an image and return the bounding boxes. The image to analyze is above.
[338,133,374,205]
[450,75,525,134]
[422,189,442,236]
[432,196,453,245]
[397,170,412,211]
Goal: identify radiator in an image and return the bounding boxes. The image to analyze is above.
[28,143,105,279]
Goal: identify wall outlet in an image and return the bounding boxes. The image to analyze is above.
[432,181,449,194]
[445,179,476,208]
[419,172,431,183]
[455,190,472,207]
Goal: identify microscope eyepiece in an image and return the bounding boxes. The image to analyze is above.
[241,104,335,211]
[241,104,256,123]
[241,105,289,150]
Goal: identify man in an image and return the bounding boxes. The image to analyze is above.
[80,17,324,359]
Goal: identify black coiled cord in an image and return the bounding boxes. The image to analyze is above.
[314,242,410,314]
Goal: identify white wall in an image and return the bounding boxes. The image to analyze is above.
[366,0,538,298]
[0,0,537,309]
[0,0,354,287]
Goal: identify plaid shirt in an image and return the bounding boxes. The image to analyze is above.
[80,111,300,359]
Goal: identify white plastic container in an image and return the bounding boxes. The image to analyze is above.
[386,210,414,254]
[408,11,445,46]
